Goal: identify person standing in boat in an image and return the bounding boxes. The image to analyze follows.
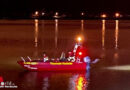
[67,43,81,62]
[67,51,75,62]
[60,52,66,62]
[42,52,49,62]
[84,56,100,70]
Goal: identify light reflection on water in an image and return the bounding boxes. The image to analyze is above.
[55,19,58,49]
[101,20,106,59]
[81,20,84,32]
[113,20,119,65]
[34,19,39,58]
[18,71,90,90]
[105,65,130,71]
[102,20,105,50]
[34,19,39,48]
[115,20,119,50]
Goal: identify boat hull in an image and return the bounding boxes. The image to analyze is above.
[18,61,87,71]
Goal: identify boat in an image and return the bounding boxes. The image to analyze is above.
[17,61,87,71]
[18,37,89,71]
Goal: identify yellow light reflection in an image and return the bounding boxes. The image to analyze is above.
[75,76,86,90]
[34,19,39,47]
[115,20,119,49]
[102,20,105,49]
[55,19,58,48]
[113,20,119,65]
[81,20,84,32]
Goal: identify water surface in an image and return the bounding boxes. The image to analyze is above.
[0,20,130,90]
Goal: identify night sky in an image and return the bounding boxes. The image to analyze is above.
[0,0,130,18]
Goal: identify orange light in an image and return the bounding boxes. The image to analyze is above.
[101,14,107,18]
[115,13,120,17]
[77,37,82,42]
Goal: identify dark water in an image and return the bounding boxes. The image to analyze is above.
[0,20,130,90]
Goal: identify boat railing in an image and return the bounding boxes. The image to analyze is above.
[27,56,32,61]
[21,57,26,62]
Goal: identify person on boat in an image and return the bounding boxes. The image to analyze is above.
[83,56,100,69]
[67,43,81,62]
[60,52,67,62]
[67,51,75,62]
[73,43,82,55]
[43,52,49,62]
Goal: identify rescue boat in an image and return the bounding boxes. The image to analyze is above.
[18,37,89,71]
[17,61,87,71]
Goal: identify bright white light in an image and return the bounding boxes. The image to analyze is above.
[42,12,45,16]
[81,12,85,16]
[1,82,4,86]
[79,52,82,55]
[35,11,39,15]
[55,12,59,16]
[105,65,130,71]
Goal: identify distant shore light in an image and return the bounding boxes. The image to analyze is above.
[55,12,59,16]
[42,12,45,16]
[81,12,85,16]
[115,13,120,17]
[101,14,107,18]
[35,11,39,16]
